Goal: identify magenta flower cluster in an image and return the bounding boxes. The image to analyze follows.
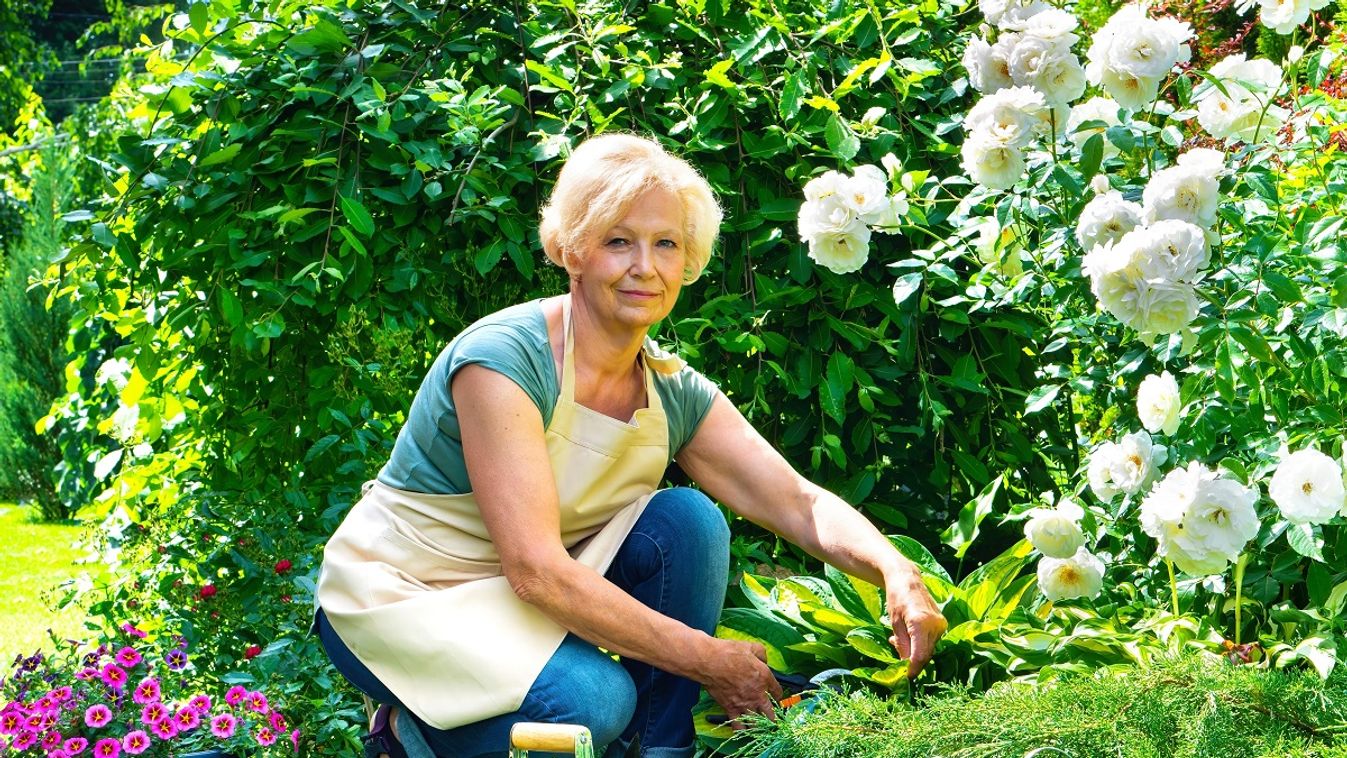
[1,626,300,756]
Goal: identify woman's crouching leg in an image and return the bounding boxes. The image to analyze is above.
[604,486,731,757]
[417,634,637,758]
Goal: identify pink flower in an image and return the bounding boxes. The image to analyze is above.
[149,718,178,740]
[255,726,276,746]
[247,692,268,714]
[114,647,142,668]
[188,695,211,714]
[243,645,262,660]
[76,667,99,681]
[209,713,236,739]
[163,649,188,671]
[121,730,150,755]
[84,705,112,728]
[139,702,167,726]
[12,730,37,749]
[100,664,128,691]
[269,711,287,732]
[174,705,200,731]
[93,737,120,758]
[289,728,301,753]
[132,678,160,705]
[53,686,73,702]
[50,750,72,758]
[198,585,217,600]
[120,623,147,639]
[64,736,89,754]
[224,686,247,706]
[274,559,293,574]
[35,694,58,712]
[0,710,19,733]
[42,730,63,750]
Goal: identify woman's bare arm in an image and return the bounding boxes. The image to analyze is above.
[453,365,782,718]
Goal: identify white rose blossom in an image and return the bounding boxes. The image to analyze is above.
[838,165,891,221]
[1088,431,1157,501]
[983,0,1053,29]
[1142,162,1221,228]
[1129,220,1211,282]
[964,35,1014,94]
[1098,67,1162,111]
[804,219,872,275]
[1196,54,1287,142]
[1269,448,1346,525]
[1134,278,1201,335]
[1037,547,1106,601]
[964,85,1046,148]
[1024,499,1087,558]
[961,135,1026,189]
[1141,462,1261,575]
[1086,4,1192,108]
[1245,0,1329,35]
[1136,370,1182,436]
[1076,191,1144,252]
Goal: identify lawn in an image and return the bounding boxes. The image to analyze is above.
[0,503,102,665]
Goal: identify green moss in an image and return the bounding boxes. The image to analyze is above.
[732,654,1347,758]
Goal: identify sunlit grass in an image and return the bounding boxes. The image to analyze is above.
[0,503,103,665]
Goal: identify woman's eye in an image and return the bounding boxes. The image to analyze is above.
[607,237,629,247]
[657,238,679,248]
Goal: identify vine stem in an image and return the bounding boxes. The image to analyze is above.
[1166,558,1180,616]
[1233,552,1248,645]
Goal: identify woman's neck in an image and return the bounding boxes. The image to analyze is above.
[566,293,646,383]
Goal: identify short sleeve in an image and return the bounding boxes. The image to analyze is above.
[653,363,720,460]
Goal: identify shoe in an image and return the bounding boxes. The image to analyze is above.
[361,704,409,758]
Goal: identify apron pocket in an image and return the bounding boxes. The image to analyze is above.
[378,527,503,587]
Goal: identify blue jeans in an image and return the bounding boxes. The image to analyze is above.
[318,487,731,758]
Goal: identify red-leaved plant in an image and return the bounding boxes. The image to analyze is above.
[0,624,299,756]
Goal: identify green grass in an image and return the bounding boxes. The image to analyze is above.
[0,503,102,665]
[732,654,1347,758]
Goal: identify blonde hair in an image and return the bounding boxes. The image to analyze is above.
[539,134,722,284]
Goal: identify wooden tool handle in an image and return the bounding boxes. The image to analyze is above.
[509,722,593,752]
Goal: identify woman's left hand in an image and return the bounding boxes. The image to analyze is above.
[884,566,948,679]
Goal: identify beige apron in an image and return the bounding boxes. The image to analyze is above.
[316,296,680,730]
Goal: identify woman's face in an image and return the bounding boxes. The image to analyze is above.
[572,186,687,331]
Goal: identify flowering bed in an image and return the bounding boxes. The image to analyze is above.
[1,625,297,756]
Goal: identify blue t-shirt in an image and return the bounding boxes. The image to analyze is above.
[378,300,720,494]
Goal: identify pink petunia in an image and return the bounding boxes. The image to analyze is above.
[290,728,301,754]
[132,678,160,705]
[50,750,71,758]
[255,726,276,746]
[120,730,150,755]
[100,664,128,691]
[0,711,19,733]
[149,718,178,740]
[247,692,268,714]
[93,737,120,758]
[209,713,236,739]
[114,647,142,668]
[76,667,99,681]
[268,711,287,732]
[12,730,37,750]
[120,623,147,639]
[35,694,58,713]
[224,686,247,706]
[139,702,167,725]
[174,705,200,731]
[53,686,73,702]
[188,695,211,714]
[42,730,63,750]
[84,705,112,728]
[65,736,89,754]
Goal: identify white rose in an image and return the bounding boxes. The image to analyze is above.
[1037,547,1106,601]
[1177,468,1260,561]
[797,196,858,240]
[803,170,848,203]
[1099,67,1163,111]
[1131,220,1211,282]
[1084,243,1144,325]
[1258,0,1311,34]
[1197,54,1286,141]
[964,86,1046,148]
[962,135,1026,189]
[1142,164,1221,228]
[1176,147,1227,179]
[1140,463,1199,551]
[1019,8,1080,41]
[1091,174,1112,194]
[971,217,1024,279]
[1025,499,1087,558]
[1088,441,1124,502]
[805,217,872,275]
[839,166,891,221]
[1031,50,1088,105]
[993,0,1054,29]
[1066,96,1123,157]
[1136,370,1182,436]
[964,36,1014,94]
[1106,19,1193,80]
[1076,191,1144,252]
[1169,541,1235,576]
[1269,448,1346,525]
[1134,278,1201,335]
[1109,430,1157,495]
[881,153,903,179]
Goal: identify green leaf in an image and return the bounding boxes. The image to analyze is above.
[960,540,1034,619]
[218,287,243,327]
[198,143,242,168]
[941,475,1004,560]
[1288,523,1325,562]
[825,114,860,161]
[704,59,736,90]
[846,626,899,663]
[1263,270,1303,303]
[1105,125,1135,153]
[780,69,806,121]
[1079,133,1104,181]
[1024,384,1061,414]
[305,434,340,462]
[825,564,884,623]
[525,60,574,93]
[188,1,209,35]
[888,535,953,584]
[339,195,375,237]
[716,608,806,671]
[891,273,923,307]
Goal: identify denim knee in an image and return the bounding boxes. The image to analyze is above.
[529,637,637,748]
[645,487,730,558]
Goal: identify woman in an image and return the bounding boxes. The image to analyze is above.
[314,134,947,758]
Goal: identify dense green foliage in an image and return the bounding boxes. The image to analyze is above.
[732,653,1347,757]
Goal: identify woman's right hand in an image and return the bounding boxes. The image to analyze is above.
[700,638,784,728]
